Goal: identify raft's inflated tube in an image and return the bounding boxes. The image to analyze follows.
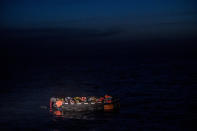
[50,96,120,113]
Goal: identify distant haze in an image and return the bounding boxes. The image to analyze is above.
[0,0,197,42]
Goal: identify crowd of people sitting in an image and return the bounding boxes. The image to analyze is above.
[50,95,113,108]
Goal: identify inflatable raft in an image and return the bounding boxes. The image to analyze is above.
[50,95,120,113]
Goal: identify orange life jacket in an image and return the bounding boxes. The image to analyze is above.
[56,100,63,108]
[54,110,62,116]
[81,97,86,101]
[104,95,112,103]
[105,95,111,99]
[98,97,104,102]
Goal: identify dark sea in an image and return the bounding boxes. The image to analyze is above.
[1,40,197,131]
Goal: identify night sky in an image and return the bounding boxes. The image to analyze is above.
[1,0,197,43]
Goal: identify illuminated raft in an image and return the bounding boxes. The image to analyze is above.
[50,95,120,112]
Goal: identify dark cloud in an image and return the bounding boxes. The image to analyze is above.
[84,29,124,37]
[0,0,91,6]
[0,27,124,40]
[161,10,197,17]
[157,21,197,25]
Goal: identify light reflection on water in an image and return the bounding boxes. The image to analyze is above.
[51,110,95,120]
[51,109,118,120]
[49,109,120,131]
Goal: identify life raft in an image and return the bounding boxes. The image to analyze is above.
[50,95,120,112]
